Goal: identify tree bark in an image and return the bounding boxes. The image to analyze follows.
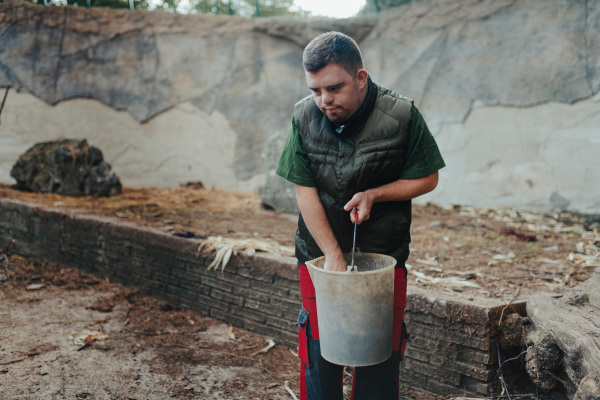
[574,370,600,400]
[526,268,600,399]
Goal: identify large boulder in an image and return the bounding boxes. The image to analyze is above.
[258,134,299,214]
[10,139,122,197]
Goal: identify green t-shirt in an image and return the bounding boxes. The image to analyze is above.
[276,104,445,187]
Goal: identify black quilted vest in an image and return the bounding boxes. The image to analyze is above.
[293,79,413,270]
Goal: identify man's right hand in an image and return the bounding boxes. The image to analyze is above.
[296,184,348,272]
[323,252,347,272]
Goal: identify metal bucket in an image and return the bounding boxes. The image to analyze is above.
[306,252,396,366]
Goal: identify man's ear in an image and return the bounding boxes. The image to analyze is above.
[356,69,368,87]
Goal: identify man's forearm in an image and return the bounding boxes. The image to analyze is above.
[295,184,346,270]
[344,171,439,223]
[367,171,439,203]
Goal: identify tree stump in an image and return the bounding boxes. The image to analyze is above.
[574,370,600,400]
[526,268,600,399]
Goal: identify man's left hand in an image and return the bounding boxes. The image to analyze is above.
[344,192,373,224]
[344,172,440,225]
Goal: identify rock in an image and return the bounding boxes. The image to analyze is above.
[258,133,299,214]
[550,191,572,213]
[10,139,121,197]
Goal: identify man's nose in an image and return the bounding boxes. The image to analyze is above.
[321,91,333,105]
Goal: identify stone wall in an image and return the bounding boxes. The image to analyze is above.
[0,199,302,346]
[1,0,598,213]
[0,199,526,397]
[403,293,526,395]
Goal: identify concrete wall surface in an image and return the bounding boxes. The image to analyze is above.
[0,0,598,213]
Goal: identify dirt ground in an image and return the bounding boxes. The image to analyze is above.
[1,183,599,400]
[0,257,446,400]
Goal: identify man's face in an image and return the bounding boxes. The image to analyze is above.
[305,63,368,124]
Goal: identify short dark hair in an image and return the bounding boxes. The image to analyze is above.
[303,32,364,75]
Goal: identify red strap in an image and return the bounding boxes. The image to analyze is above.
[299,263,319,339]
[299,263,316,298]
[298,264,315,400]
[351,367,357,400]
[300,362,307,400]
[392,268,407,352]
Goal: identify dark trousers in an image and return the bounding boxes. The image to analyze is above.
[304,319,403,400]
[297,263,408,400]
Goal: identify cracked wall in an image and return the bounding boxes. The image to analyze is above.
[426,94,600,213]
[0,91,265,191]
[0,0,599,212]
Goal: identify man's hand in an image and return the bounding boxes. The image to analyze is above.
[323,252,348,272]
[344,172,439,224]
[344,192,373,225]
[295,185,346,270]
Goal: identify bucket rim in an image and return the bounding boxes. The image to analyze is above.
[305,252,397,276]
[321,352,392,367]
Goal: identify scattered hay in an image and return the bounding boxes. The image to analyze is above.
[197,236,294,272]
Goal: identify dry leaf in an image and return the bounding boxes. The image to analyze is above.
[492,252,516,261]
[250,339,275,356]
[536,258,564,265]
[415,257,438,266]
[410,270,481,288]
[69,330,108,346]
[199,236,294,271]
[569,253,600,267]
[285,380,298,400]
[488,251,516,266]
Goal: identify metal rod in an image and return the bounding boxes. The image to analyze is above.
[351,212,358,270]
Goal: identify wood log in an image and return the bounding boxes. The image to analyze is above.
[574,370,600,400]
[499,312,526,351]
[526,268,600,399]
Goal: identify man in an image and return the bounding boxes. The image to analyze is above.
[276,32,445,400]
